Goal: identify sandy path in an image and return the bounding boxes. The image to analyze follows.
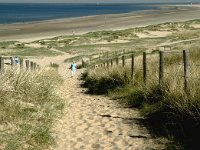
[44,55,168,150]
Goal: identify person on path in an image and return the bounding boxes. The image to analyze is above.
[71,61,77,77]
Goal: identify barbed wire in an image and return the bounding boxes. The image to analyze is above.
[165,63,183,66]
[163,51,183,54]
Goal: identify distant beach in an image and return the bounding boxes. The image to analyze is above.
[0,3,160,24]
[1,4,200,42]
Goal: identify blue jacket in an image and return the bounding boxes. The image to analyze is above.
[71,63,76,71]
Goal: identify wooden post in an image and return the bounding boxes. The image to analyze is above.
[183,50,189,92]
[10,57,14,69]
[122,55,125,67]
[104,62,106,67]
[123,49,125,53]
[33,63,36,70]
[111,59,113,67]
[20,58,23,71]
[107,60,109,67]
[131,54,135,80]
[26,60,30,70]
[159,51,164,85]
[82,59,85,68]
[106,52,109,67]
[143,52,147,83]
[89,57,92,65]
[116,57,119,65]
[30,61,34,70]
[37,64,39,69]
[0,56,4,75]
[115,51,118,65]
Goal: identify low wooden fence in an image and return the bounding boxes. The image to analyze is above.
[0,56,39,75]
[87,49,197,92]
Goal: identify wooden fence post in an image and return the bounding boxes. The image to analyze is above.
[123,49,125,54]
[89,57,92,66]
[183,50,189,92]
[33,63,36,70]
[106,52,109,67]
[131,53,135,80]
[159,51,164,85]
[20,58,23,71]
[30,61,34,70]
[116,57,119,65]
[122,55,125,67]
[82,59,85,68]
[143,52,147,83]
[26,60,30,70]
[104,62,106,67]
[111,59,113,67]
[107,59,109,67]
[10,57,14,69]
[0,56,4,75]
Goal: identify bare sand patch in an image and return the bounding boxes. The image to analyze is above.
[148,31,172,37]
[137,31,172,38]
[136,32,154,38]
[25,43,43,48]
[191,24,200,29]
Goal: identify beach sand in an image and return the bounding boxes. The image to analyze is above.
[1,4,200,42]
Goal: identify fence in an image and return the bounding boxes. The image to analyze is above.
[0,56,39,75]
[81,49,134,69]
[87,49,197,92]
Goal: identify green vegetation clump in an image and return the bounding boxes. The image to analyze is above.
[145,22,194,31]
[168,30,200,41]
[83,66,131,94]
[0,48,61,56]
[50,62,59,69]
[15,43,25,49]
[0,69,64,150]
[0,41,16,49]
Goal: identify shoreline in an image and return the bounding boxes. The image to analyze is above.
[1,4,200,42]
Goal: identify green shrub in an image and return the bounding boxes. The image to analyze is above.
[83,66,130,94]
[50,62,59,68]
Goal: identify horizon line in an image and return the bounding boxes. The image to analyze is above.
[0,2,199,4]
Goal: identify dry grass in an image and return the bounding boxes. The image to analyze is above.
[82,45,200,148]
[0,69,64,150]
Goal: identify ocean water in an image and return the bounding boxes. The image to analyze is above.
[0,3,161,24]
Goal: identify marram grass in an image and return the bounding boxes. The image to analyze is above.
[0,69,64,150]
[82,47,200,148]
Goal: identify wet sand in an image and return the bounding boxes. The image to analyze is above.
[1,5,200,42]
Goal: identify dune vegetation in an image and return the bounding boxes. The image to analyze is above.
[82,38,200,149]
[0,19,200,149]
[0,69,64,150]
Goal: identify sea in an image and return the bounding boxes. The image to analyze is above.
[0,3,164,24]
